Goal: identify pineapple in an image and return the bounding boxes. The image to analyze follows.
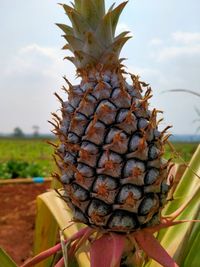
[53,0,172,233]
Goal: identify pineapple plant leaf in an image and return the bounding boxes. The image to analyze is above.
[147,145,200,267]
[22,1,200,267]
[0,248,18,267]
[90,233,125,267]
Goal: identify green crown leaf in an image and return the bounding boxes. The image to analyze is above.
[57,0,131,70]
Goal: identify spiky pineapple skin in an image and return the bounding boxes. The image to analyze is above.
[53,69,171,233]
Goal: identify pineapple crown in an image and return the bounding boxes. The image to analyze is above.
[57,0,131,72]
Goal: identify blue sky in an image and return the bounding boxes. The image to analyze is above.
[0,0,200,134]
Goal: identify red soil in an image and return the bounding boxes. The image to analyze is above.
[0,182,50,265]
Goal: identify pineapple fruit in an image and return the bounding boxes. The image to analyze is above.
[53,0,172,233]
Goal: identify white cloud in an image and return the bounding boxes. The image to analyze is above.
[149,38,163,46]
[0,43,77,134]
[20,44,57,59]
[128,65,160,82]
[3,43,76,81]
[156,44,200,61]
[150,32,200,62]
[137,32,200,134]
[172,31,200,44]
[126,62,200,135]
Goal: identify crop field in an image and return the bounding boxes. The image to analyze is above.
[0,137,199,179]
[165,142,199,162]
[0,137,55,178]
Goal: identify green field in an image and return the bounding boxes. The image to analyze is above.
[165,142,199,162]
[0,138,55,178]
[0,137,199,179]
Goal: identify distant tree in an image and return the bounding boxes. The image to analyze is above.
[13,127,25,138]
[32,125,40,137]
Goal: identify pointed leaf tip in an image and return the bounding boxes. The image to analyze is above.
[133,231,179,267]
[110,1,129,36]
[56,23,73,35]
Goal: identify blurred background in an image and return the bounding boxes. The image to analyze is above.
[0,0,200,136]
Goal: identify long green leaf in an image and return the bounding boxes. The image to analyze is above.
[0,248,17,267]
[62,4,91,40]
[146,145,200,267]
[34,195,59,267]
[183,227,200,267]
[80,0,100,28]
[95,11,113,47]
[165,145,200,215]
[91,0,105,18]
[181,207,200,266]
[110,1,128,36]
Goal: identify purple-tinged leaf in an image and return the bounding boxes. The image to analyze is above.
[133,230,179,267]
[20,243,62,267]
[55,257,64,267]
[21,227,91,267]
[69,228,95,257]
[90,233,125,267]
[144,218,199,235]
[69,226,92,242]
[110,233,126,267]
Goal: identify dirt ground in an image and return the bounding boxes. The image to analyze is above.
[0,182,50,265]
